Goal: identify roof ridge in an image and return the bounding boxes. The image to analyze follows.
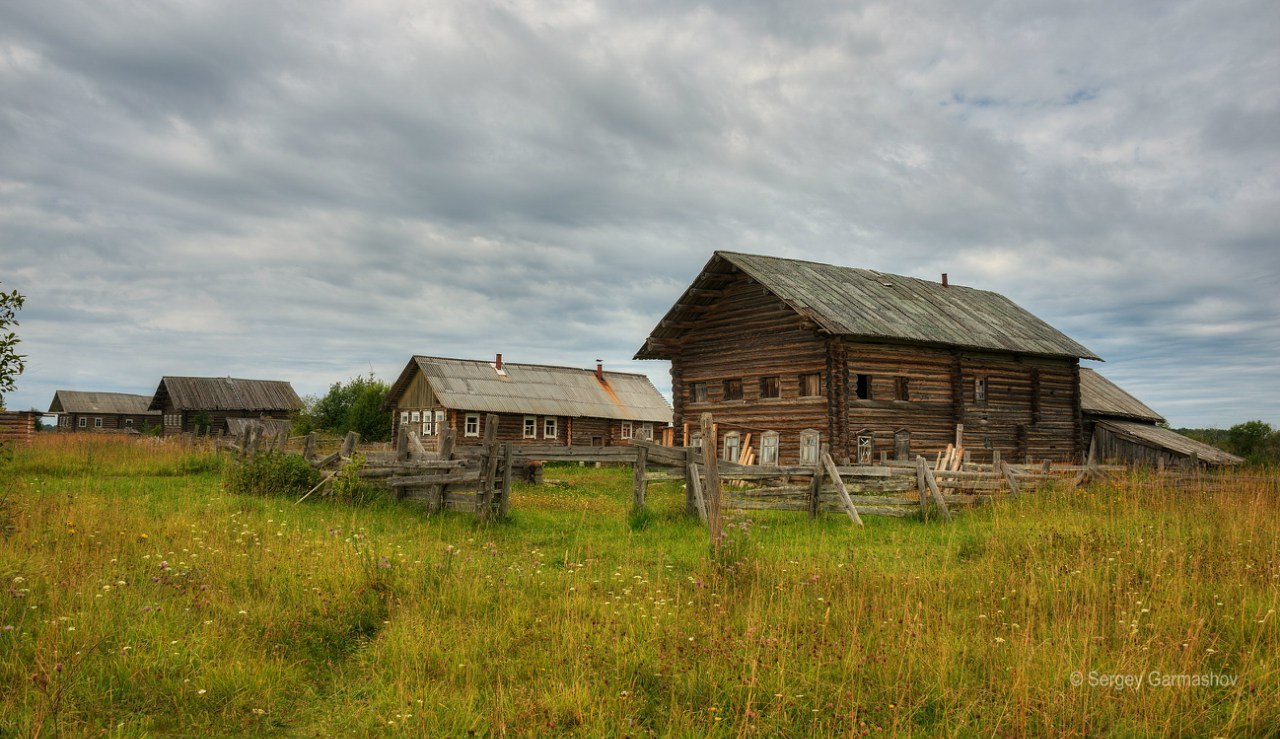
[413,355,652,378]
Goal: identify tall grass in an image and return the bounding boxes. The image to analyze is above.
[2,436,1277,736]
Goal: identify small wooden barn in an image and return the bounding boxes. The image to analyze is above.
[636,251,1101,466]
[0,410,40,445]
[147,377,303,436]
[47,391,160,432]
[382,355,672,449]
[1080,369,1241,467]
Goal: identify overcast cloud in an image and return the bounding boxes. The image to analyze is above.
[2,0,1277,427]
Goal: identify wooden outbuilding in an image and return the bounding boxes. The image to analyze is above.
[636,251,1102,466]
[1080,368,1241,467]
[47,391,160,433]
[147,376,303,435]
[0,410,40,445]
[382,355,672,450]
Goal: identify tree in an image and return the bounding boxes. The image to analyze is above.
[1226,420,1275,463]
[0,284,25,410]
[306,374,392,442]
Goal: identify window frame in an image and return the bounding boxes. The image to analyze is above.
[760,431,779,466]
[759,375,780,399]
[543,417,557,440]
[723,431,741,463]
[411,410,421,423]
[400,411,409,425]
[974,376,987,404]
[690,432,703,449]
[641,423,653,441]
[856,432,874,465]
[799,429,821,466]
[620,421,633,440]
[94,417,103,429]
[464,413,480,437]
[78,417,87,428]
[854,373,871,400]
[895,376,910,401]
[799,373,822,397]
[722,378,743,401]
[523,415,538,439]
[690,382,707,403]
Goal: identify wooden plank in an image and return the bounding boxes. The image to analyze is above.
[822,452,864,527]
[921,463,953,522]
[643,471,685,482]
[687,462,709,524]
[916,457,930,517]
[1000,460,1021,497]
[339,431,360,458]
[701,413,722,546]
[388,471,481,487]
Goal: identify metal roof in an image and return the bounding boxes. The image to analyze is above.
[48,391,159,416]
[148,377,303,412]
[1079,369,1165,424]
[637,251,1100,360]
[1096,420,1243,466]
[385,356,672,423]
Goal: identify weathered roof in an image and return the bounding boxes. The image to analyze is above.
[48,391,159,416]
[636,251,1100,360]
[1079,369,1164,424]
[384,356,672,423]
[1095,420,1243,466]
[148,377,303,412]
[226,417,293,439]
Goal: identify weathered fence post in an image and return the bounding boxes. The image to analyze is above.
[477,414,500,519]
[823,452,864,527]
[498,441,513,519]
[684,447,699,517]
[632,444,648,509]
[808,444,827,519]
[700,413,722,549]
[396,425,410,462]
[437,428,456,461]
[991,449,1001,470]
[339,431,360,458]
[915,456,930,518]
[921,463,952,522]
[1000,460,1020,498]
[302,431,316,463]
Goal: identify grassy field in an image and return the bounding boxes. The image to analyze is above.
[1,434,1277,736]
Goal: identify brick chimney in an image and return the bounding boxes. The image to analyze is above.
[595,359,604,382]
[941,273,949,287]
[495,353,503,371]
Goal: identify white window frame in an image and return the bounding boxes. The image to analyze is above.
[422,413,434,437]
[125,419,134,427]
[723,431,741,463]
[78,417,87,428]
[464,414,480,437]
[856,433,874,465]
[411,411,421,423]
[760,431,779,466]
[400,411,409,425]
[641,423,653,441]
[620,421,632,440]
[523,416,537,439]
[799,429,820,466]
[690,432,703,449]
[94,417,103,428]
[543,417,557,440]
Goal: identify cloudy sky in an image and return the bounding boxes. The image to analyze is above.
[2,0,1277,428]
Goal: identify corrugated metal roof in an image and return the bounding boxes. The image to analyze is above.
[637,251,1100,360]
[1080,369,1164,424]
[386,356,672,422]
[48,391,159,415]
[1096,420,1243,466]
[148,377,303,412]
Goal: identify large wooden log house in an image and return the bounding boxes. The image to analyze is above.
[636,251,1103,466]
[47,391,160,432]
[147,376,303,435]
[382,355,672,449]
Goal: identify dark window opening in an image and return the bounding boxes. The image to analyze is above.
[759,375,780,399]
[974,377,987,404]
[855,374,871,400]
[723,378,743,401]
[691,382,707,403]
[799,373,822,397]
[895,376,910,401]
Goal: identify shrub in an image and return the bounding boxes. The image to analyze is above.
[224,452,321,498]
[328,453,386,506]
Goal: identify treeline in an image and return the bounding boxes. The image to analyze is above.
[292,374,392,443]
[1175,420,1280,465]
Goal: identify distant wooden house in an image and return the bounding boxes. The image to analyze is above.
[147,377,303,435]
[0,410,40,445]
[636,251,1101,466]
[1080,369,1241,467]
[47,391,160,432]
[382,355,672,449]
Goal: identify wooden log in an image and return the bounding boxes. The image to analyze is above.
[823,452,864,527]
[1000,460,1021,497]
[643,471,686,482]
[921,463,952,522]
[632,444,648,509]
[499,441,513,519]
[701,413,722,546]
[687,462,709,524]
[388,471,481,486]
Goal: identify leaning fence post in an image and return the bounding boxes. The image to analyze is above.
[1000,460,1021,498]
[302,431,317,462]
[396,425,410,462]
[922,464,952,522]
[340,431,360,458]
[632,444,648,510]
[700,413,722,550]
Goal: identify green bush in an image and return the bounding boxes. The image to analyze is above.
[224,452,321,498]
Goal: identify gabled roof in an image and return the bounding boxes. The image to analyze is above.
[384,356,672,423]
[48,391,159,416]
[1095,420,1243,466]
[1080,369,1165,424]
[636,251,1100,360]
[148,377,303,412]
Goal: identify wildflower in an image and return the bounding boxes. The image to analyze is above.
[197,689,207,695]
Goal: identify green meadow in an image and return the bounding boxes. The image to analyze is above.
[2,434,1277,736]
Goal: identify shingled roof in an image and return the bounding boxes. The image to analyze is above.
[384,356,672,423]
[636,251,1100,360]
[48,391,158,416]
[1079,369,1165,424]
[147,377,303,412]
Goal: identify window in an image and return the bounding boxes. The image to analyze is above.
[620,421,633,440]
[974,377,987,404]
[855,374,871,400]
[400,411,409,425]
[723,378,743,400]
[95,417,103,428]
[125,419,133,427]
[690,382,707,403]
[799,430,821,466]
[411,411,421,423]
[641,423,653,441]
[165,413,181,428]
[543,417,557,440]
[465,414,480,437]
[690,432,703,449]
[78,417,87,428]
[422,413,434,436]
[524,416,537,439]
[800,373,822,397]
[436,411,445,434]
[723,431,741,463]
[856,433,873,464]
[895,376,910,401]
[759,376,780,399]
[894,429,911,461]
[760,431,779,465]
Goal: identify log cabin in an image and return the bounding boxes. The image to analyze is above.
[147,376,303,436]
[1080,368,1241,467]
[382,355,672,449]
[636,251,1103,466]
[47,391,161,433]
